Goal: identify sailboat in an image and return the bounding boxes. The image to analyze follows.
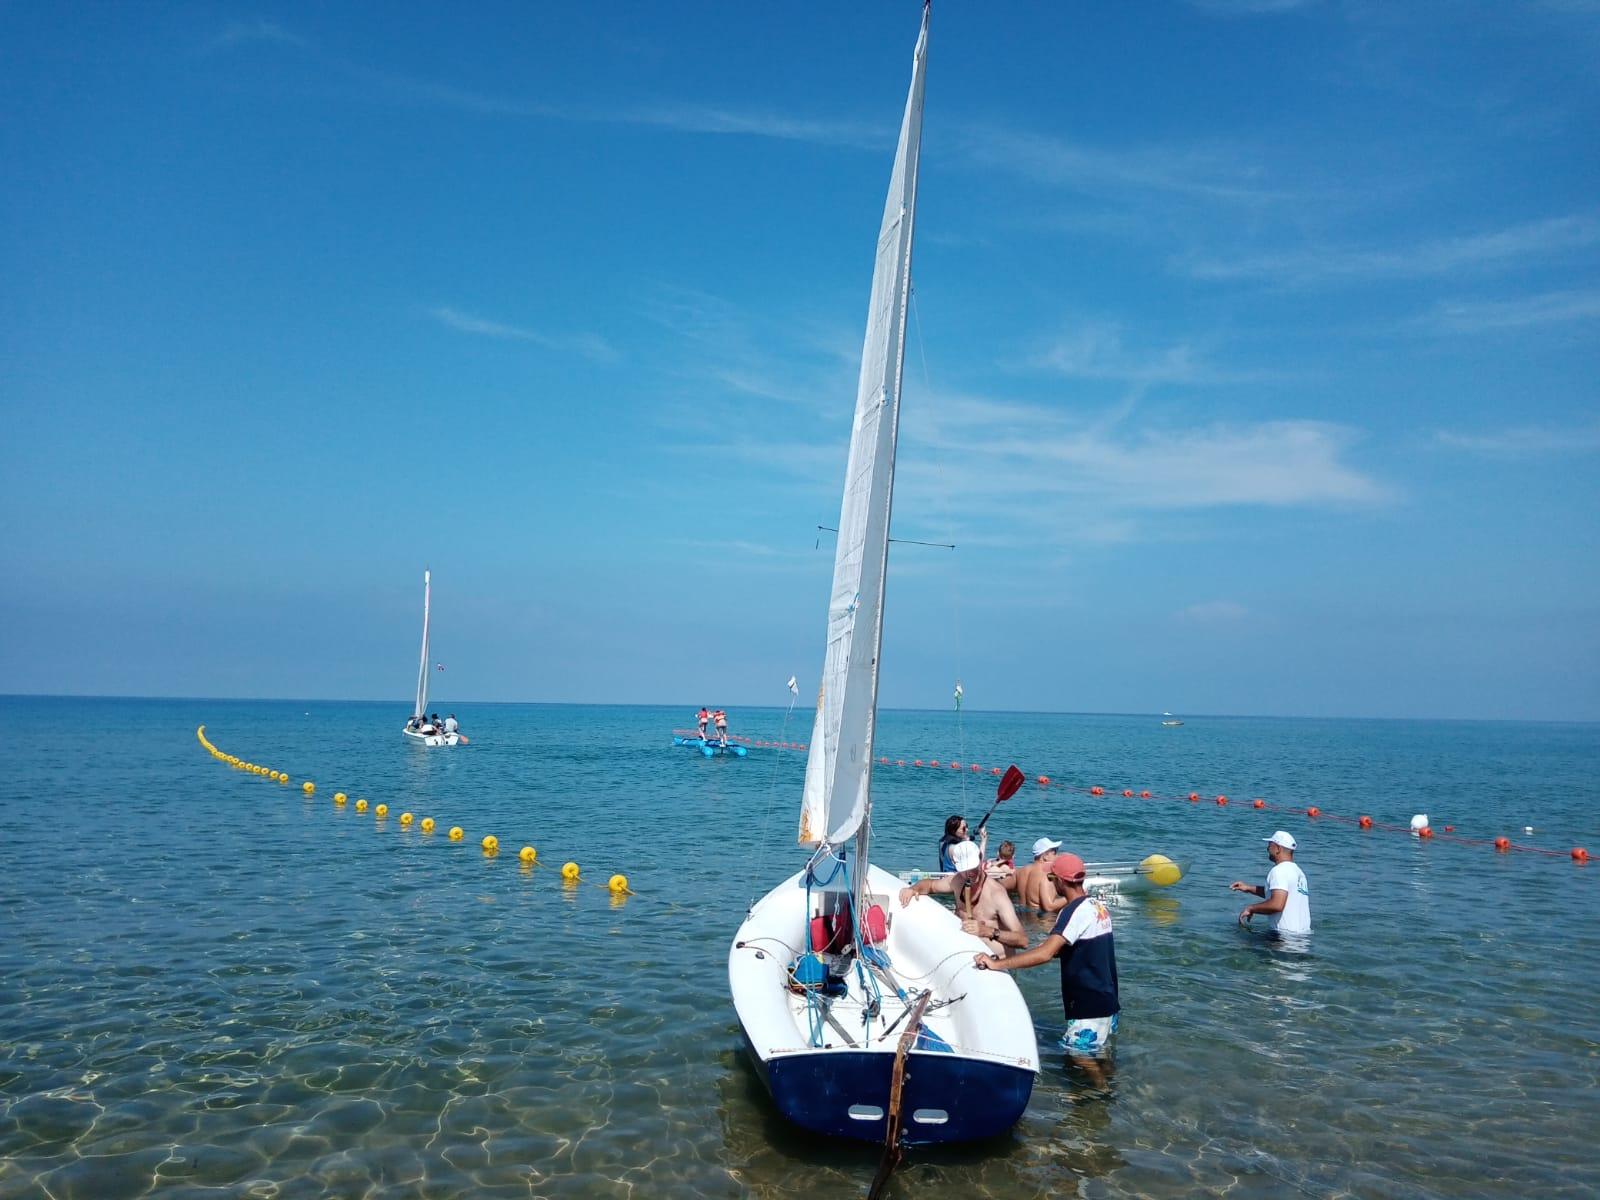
[401,569,464,746]
[728,5,1038,1146]
[1161,711,1184,727]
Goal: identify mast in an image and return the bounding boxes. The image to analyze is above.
[798,3,928,926]
[413,569,431,721]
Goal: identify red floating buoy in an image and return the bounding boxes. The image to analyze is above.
[971,763,982,773]
[1140,790,1151,798]
[930,760,940,768]
[1253,799,1267,810]
[1574,847,1590,862]
[1494,837,1511,852]
[896,760,905,767]
[914,760,924,767]
[878,757,888,765]
[1216,796,1228,806]
[1444,825,1455,832]
[991,767,1002,776]
[1306,806,1321,818]
[1090,786,1104,796]
[1122,789,1133,797]
[1358,815,1373,829]
[950,762,961,770]
[1418,826,1434,839]
[1188,792,1200,802]
[1037,775,1051,785]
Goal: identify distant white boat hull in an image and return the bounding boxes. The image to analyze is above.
[402,726,461,747]
[729,863,1038,1145]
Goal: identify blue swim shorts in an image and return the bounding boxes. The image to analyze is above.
[1061,1014,1118,1056]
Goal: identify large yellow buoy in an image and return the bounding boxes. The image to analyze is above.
[561,862,580,880]
[448,826,464,841]
[1140,853,1182,887]
[355,799,368,813]
[519,846,537,864]
[277,772,288,783]
[608,874,629,894]
[334,793,347,806]
[421,817,436,833]
[400,812,414,826]
[375,803,389,817]
[482,835,499,853]
[302,781,315,795]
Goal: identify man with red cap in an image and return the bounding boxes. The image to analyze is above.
[975,850,1120,1071]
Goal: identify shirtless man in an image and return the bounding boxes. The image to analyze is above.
[1008,837,1070,914]
[899,840,1026,957]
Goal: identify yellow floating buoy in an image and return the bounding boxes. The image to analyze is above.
[561,862,580,880]
[608,874,629,894]
[334,793,347,806]
[375,803,389,817]
[302,782,315,795]
[421,817,436,833]
[519,846,537,864]
[355,798,368,812]
[449,826,464,841]
[482,835,499,853]
[400,812,414,826]
[1140,853,1182,887]
[267,770,279,781]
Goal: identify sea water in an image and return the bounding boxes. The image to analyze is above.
[1,697,1597,1199]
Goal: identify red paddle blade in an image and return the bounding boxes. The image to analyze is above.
[997,764,1025,803]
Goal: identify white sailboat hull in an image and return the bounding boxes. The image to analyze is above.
[401,726,460,747]
[729,863,1038,1145]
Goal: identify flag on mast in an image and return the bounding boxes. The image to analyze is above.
[786,675,799,696]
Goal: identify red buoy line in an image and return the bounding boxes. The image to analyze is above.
[864,750,1590,865]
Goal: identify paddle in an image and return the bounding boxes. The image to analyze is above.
[974,764,1026,836]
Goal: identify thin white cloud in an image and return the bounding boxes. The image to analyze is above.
[1420,288,1600,333]
[1185,214,1600,284]
[1026,322,1291,386]
[1434,422,1600,457]
[203,19,307,54]
[1188,0,1317,12]
[1178,600,1251,623]
[428,306,618,362]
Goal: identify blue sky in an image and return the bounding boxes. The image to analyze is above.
[3,1,1596,720]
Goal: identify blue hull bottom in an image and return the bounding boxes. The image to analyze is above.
[673,736,748,757]
[744,1033,1034,1145]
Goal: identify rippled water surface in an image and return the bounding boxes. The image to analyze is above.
[2,697,1598,1199]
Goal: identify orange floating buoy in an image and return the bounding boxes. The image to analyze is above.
[1037,775,1050,785]
[1359,815,1373,829]
[950,762,961,770]
[1140,790,1151,798]
[1188,792,1200,802]
[1119,789,1130,797]
[1090,786,1104,796]
[990,767,1001,776]
[1306,807,1321,818]
[1216,796,1228,806]
[1253,799,1267,810]
[1418,826,1434,839]
[1494,837,1511,852]
[1574,847,1590,862]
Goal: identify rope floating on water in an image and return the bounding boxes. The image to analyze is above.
[866,746,1589,865]
[194,725,634,895]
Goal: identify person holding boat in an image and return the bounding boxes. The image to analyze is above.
[1231,831,1311,934]
[1006,837,1070,914]
[901,840,1025,957]
[975,852,1120,1068]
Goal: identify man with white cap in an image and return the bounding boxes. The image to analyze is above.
[899,840,1026,957]
[1005,836,1070,914]
[1231,831,1311,934]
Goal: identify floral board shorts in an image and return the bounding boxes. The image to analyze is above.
[1061,1014,1118,1057]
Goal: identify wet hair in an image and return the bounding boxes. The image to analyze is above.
[944,814,965,838]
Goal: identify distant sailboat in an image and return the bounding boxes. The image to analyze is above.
[1161,711,1184,727]
[401,570,465,746]
[728,5,1038,1148]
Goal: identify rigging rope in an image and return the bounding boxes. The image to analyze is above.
[744,690,799,914]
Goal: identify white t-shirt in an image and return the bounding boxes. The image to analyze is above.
[1265,860,1311,934]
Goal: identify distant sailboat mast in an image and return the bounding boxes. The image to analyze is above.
[798,3,928,931]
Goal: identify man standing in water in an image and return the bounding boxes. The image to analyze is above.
[975,852,1119,1079]
[900,840,1025,957]
[1232,831,1311,934]
[1005,836,1069,913]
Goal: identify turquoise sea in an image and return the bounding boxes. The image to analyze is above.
[2,696,1598,1199]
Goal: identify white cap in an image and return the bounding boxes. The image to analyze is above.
[1410,814,1430,832]
[1264,830,1297,851]
[949,840,981,872]
[1031,837,1062,859]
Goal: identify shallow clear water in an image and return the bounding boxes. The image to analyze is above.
[2,697,1597,1199]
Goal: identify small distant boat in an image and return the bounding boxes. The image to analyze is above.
[673,734,748,758]
[401,570,465,747]
[1161,712,1184,727]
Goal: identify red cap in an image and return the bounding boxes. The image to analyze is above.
[1050,853,1087,884]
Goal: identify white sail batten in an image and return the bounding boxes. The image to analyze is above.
[413,570,431,721]
[798,7,928,850]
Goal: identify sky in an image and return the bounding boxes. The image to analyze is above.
[2,1,1597,721]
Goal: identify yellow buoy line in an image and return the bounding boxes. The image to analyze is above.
[195,726,632,895]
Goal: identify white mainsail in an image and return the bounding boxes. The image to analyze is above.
[798,5,927,859]
[413,569,431,722]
